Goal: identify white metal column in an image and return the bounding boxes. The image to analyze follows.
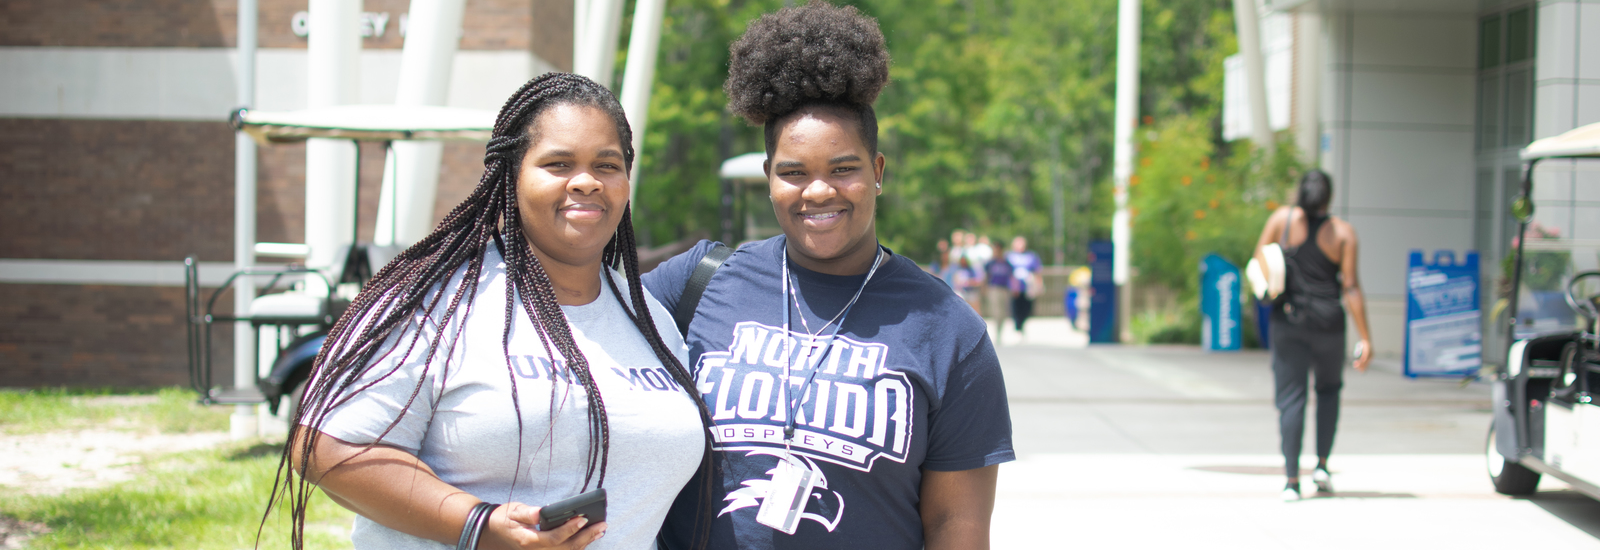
[1111,0,1141,342]
[575,0,624,88]
[305,0,363,290]
[230,0,260,440]
[619,0,666,202]
[1234,0,1274,153]
[376,0,467,247]
[1291,9,1322,164]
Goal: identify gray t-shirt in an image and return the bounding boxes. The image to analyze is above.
[313,247,704,550]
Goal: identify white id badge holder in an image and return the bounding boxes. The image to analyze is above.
[755,454,816,534]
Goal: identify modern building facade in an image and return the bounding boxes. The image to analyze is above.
[1231,0,1596,364]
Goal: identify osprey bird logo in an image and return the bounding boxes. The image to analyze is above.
[720,450,846,532]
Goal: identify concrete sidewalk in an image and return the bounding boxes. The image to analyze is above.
[985,316,1087,348]
[991,342,1600,549]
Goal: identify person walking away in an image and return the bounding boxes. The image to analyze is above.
[968,235,994,269]
[955,255,983,311]
[1252,169,1372,502]
[1005,236,1042,336]
[983,242,1013,343]
[950,229,970,270]
[932,238,956,288]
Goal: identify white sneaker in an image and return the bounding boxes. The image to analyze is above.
[1281,484,1301,502]
[1312,467,1333,494]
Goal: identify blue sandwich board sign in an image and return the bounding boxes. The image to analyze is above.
[1088,240,1117,344]
[1404,250,1481,378]
[1200,254,1242,351]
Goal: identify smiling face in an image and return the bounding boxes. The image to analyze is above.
[516,103,630,269]
[767,108,886,275]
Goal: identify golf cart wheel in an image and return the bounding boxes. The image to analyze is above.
[1486,421,1540,495]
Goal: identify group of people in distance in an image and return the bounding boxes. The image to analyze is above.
[930,231,1043,344]
[274,3,1013,550]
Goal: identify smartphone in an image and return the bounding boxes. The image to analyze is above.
[537,488,606,531]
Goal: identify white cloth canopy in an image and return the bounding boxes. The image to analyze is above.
[232,105,496,143]
[1521,121,1600,160]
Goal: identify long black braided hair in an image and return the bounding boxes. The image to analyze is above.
[265,72,714,549]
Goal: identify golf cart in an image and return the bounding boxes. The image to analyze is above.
[1486,121,1600,499]
[184,105,493,421]
[718,152,782,245]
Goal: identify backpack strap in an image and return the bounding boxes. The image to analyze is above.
[1280,207,1293,250]
[674,243,734,337]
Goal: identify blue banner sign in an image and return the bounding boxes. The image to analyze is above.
[1404,250,1481,377]
[1201,254,1242,351]
[1088,240,1117,344]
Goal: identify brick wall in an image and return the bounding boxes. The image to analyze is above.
[1,118,486,261]
[0,284,236,388]
[0,119,485,388]
[0,0,568,63]
[0,119,236,261]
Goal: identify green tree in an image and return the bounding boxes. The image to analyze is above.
[1129,114,1301,298]
[627,0,1257,271]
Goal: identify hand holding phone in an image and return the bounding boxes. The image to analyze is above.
[537,488,607,532]
[1352,340,1371,373]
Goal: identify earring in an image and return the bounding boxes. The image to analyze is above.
[875,182,882,189]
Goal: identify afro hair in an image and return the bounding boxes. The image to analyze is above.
[724,2,891,126]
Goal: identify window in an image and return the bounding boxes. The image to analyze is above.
[1505,8,1532,64]
[1476,6,1537,152]
[1479,15,1501,69]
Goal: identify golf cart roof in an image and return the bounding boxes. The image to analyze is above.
[719,152,768,181]
[231,105,496,144]
[1520,121,1600,160]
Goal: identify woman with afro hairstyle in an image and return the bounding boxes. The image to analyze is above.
[270,72,713,550]
[642,3,1014,549]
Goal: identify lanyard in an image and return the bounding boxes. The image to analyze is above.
[779,240,884,442]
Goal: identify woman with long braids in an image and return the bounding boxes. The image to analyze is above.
[272,73,711,549]
[642,3,1014,549]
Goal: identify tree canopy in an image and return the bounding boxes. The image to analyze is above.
[620,0,1264,270]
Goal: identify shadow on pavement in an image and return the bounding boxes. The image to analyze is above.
[1525,491,1600,539]
[1307,491,1418,499]
[1190,465,1313,476]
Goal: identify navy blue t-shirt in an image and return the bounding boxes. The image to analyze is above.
[642,237,1014,550]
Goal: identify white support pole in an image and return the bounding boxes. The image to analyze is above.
[1111,0,1141,342]
[1234,0,1274,153]
[597,0,624,88]
[619,0,666,203]
[574,0,591,74]
[377,0,466,247]
[1291,9,1321,164]
[575,0,623,87]
[305,0,363,292]
[231,0,259,441]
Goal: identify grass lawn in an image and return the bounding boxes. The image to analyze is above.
[0,387,231,435]
[0,389,356,549]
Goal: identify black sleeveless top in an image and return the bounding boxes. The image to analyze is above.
[1277,211,1346,331]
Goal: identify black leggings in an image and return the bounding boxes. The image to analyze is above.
[1270,319,1345,479]
[1010,295,1034,331]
